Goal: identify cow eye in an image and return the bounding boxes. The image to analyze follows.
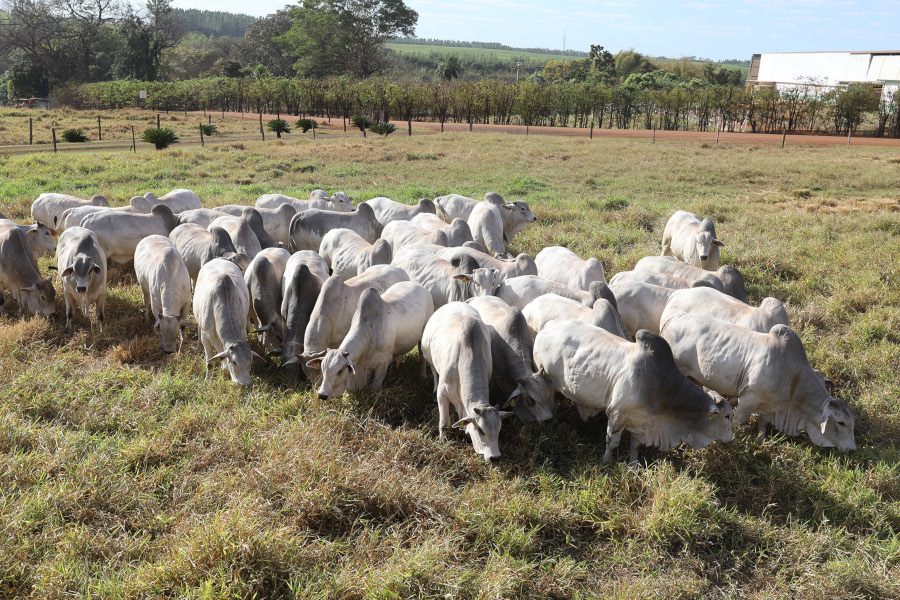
[475,425,484,436]
[837,421,846,427]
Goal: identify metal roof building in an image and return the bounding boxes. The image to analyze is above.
[746,51,900,97]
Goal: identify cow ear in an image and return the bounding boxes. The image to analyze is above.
[499,411,514,420]
[27,227,37,234]
[820,402,834,434]
[305,358,323,370]
[708,402,720,418]
[502,204,514,211]
[503,383,525,408]
[453,274,472,282]
[91,264,102,274]
[346,363,356,375]
[61,267,75,278]
[713,239,725,247]
[453,416,474,429]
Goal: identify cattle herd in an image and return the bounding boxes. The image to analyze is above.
[0,190,857,463]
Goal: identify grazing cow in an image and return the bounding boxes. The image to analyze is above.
[659,312,855,450]
[661,210,724,271]
[207,216,262,258]
[302,265,410,374]
[422,302,513,462]
[245,248,291,353]
[56,226,106,332]
[362,197,436,225]
[177,208,231,229]
[664,287,789,333]
[31,192,108,232]
[467,202,509,258]
[169,224,251,284]
[522,294,629,339]
[495,275,615,310]
[216,204,296,246]
[438,246,537,281]
[289,203,382,251]
[319,228,392,280]
[468,296,556,423]
[411,214,475,247]
[134,235,192,353]
[0,227,56,317]
[81,204,179,263]
[608,279,713,336]
[193,258,261,386]
[140,189,202,214]
[392,247,500,308]
[381,220,449,253]
[57,198,143,232]
[256,190,353,213]
[634,255,748,303]
[534,321,734,463]
[307,282,434,398]
[535,246,606,292]
[498,199,537,247]
[279,257,327,385]
[434,193,535,246]
[0,219,56,263]
[609,269,720,292]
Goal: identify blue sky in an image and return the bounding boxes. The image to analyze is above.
[173,0,900,61]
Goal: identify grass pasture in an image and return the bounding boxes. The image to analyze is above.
[1,132,900,598]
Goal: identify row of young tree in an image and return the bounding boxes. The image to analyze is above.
[57,77,900,137]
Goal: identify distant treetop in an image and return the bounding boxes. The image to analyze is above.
[172,8,256,38]
[390,37,590,58]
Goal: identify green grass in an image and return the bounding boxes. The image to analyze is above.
[386,43,560,63]
[1,132,900,598]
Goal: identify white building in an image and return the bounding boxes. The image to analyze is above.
[746,51,900,98]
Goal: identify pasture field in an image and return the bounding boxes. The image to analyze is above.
[385,43,560,63]
[1,133,900,599]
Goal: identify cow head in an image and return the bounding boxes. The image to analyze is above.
[809,398,856,452]
[307,349,356,400]
[154,313,184,354]
[280,342,306,385]
[454,268,500,298]
[253,316,285,353]
[61,256,101,296]
[693,219,724,266]
[328,192,354,212]
[28,222,56,256]
[504,368,557,423]
[502,200,537,224]
[703,392,735,445]
[207,341,259,386]
[18,278,56,317]
[453,404,513,462]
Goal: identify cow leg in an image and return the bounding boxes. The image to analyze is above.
[757,416,770,443]
[64,294,75,334]
[437,381,452,438]
[418,342,428,380]
[201,334,216,379]
[96,295,106,332]
[661,238,671,256]
[628,435,641,466]
[141,288,151,322]
[603,415,626,464]
[371,360,390,390]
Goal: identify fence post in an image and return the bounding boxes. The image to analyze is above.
[653,127,656,143]
[208,115,211,126]
[408,118,412,136]
[98,116,102,141]
[259,113,265,141]
[199,125,204,147]
[716,126,720,145]
[847,128,852,147]
[132,126,136,152]
[29,118,33,145]
[590,120,594,139]
[469,116,472,132]
[52,128,57,153]
[157,114,161,130]
[781,128,786,148]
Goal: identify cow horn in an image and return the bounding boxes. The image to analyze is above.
[281,356,300,366]
[251,351,265,361]
[207,351,229,363]
[253,324,272,333]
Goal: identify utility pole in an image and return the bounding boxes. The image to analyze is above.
[515,61,522,85]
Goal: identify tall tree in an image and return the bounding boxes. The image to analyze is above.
[278,0,417,79]
[238,10,295,77]
[114,0,183,81]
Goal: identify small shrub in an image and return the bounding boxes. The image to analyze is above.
[296,118,317,133]
[369,122,397,136]
[792,189,813,199]
[141,127,179,150]
[597,196,629,211]
[266,119,291,138]
[61,128,88,143]
[199,123,219,136]
[351,114,373,137]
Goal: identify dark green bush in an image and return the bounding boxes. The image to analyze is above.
[61,128,88,143]
[369,122,397,136]
[141,127,179,150]
[199,123,219,136]
[351,114,373,137]
[266,119,291,138]
[296,118,317,133]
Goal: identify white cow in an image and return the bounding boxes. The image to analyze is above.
[216,204,297,246]
[392,247,500,308]
[534,321,734,464]
[634,256,748,303]
[31,192,108,232]
[608,279,711,336]
[422,302,513,461]
[522,294,629,339]
[177,208,231,229]
[319,228,392,280]
[660,312,855,451]
[140,189,202,214]
[193,258,262,386]
[436,246,537,281]
[208,216,262,259]
[434,193,536,246]
[0,227,56,317]
[169,224,251,284]
[56,226,107,333]
[467,202,508,258]
[380,220,449,253]
[0,219,56,263]
[664,287,789,333]
[307,282,434,398]
[245,248,291,352]
[410,213,475,247]
[661,210,724,271]
[496,275,614,310]
[535,246,606,292]
[256,190,353,213]
[289,203,381,251]
[58,199,143,232]
[81,204,179,263]
[361,197,436,225]
[467,296,556,423]
[134,235,192,353]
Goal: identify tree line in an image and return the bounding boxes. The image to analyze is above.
[57,77,900,138]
